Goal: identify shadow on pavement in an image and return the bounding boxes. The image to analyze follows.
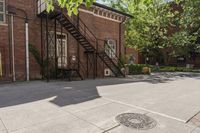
[0,72,199,108]
[0,78,135,108]
[127,72,200,84]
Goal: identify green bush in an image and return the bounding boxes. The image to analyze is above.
[128,64,200,75]
[128,64,149,75]
[158,66,193,72]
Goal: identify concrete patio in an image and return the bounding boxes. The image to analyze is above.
[0,72,200,133]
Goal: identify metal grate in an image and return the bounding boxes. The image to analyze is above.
[116,113,157,130]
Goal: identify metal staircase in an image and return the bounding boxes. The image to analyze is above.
[37,0,125,77]
[55,13,125,77]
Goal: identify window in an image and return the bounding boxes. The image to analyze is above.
[105,39,116,58]
[0,0,5,23]
[46,32,68,68]
[56,33,68,68]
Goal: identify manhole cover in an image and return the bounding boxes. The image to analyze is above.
[115,113,157,130]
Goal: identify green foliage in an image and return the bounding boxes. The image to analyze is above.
[128,64,200,75]
[129,64,143,75]
[29,44,48,69]
[158,66,194,72]
[128,64,150,75]
[169,31,199,58]
[105,0,200,63]
[45,0,95,16]
[105,0,173,51]
[118,55,125,69]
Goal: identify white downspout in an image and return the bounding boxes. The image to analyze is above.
[11,14,16,82]
[25,21,29,81]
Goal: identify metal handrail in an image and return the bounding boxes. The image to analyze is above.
[37,0,124,74]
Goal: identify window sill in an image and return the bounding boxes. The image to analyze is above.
[0,22,8,26]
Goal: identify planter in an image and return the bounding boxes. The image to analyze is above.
[142,67,151,74]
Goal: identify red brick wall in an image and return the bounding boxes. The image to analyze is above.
[0,23,10,81]
[0,0,126,81]
[79,10,125,77]
[125,48,140,64]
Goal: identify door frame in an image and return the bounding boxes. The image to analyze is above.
[55,31,68,68]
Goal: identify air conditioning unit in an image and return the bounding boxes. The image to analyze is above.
[104,68,112,76]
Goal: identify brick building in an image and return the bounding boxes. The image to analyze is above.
[0,0,132,82]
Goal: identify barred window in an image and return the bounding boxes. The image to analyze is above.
[0,0,5,23]
[105,39,116,58]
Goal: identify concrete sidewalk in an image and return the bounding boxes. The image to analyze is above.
[0,72,200,133]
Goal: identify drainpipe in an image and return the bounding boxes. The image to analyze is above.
[119,17,126,57]
[7,6,29,81]
[25,17,29,81]
[11,14,16,82]
[16,8,29,81]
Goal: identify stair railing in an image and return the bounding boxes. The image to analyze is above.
[70,15,124,69]
[62,14,98,51]
[56,10,124,75]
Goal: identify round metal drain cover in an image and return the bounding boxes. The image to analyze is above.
[115,113,157,130]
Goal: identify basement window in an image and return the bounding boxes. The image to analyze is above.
[0,0,5,23]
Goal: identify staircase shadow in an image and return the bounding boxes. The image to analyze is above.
[0,78,136,108]
[0,72,200,108]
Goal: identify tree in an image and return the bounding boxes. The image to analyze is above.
[105,0,200,64]
[169,0,200,61]
[45,0,95,16]
[104,0,174,63]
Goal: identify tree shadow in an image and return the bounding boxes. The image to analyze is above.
[127,72,200,84]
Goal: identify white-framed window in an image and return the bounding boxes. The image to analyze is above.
[46,32,68,68]
[105,39,116,58]
[56,33,68,68]
[0,0,5,23]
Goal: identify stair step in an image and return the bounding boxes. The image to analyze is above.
[75,36,84,39]
[61,21,70,25]
[82,45,91,48]
[68,27,75,31]
[77,38,85,41]
[72,34,81,37]
[85,48,94,51]
[84,46,93,49]
[63,23,72,26]
[69,30,78,34]
[60,18,67,21]
[56,13,124,77]
[64,25,73,29]
[80,40,87,43]
[80,42,89,44]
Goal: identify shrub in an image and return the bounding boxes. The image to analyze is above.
[127,64,200,75]
[158,66,193,72]
[128,64,150,75]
